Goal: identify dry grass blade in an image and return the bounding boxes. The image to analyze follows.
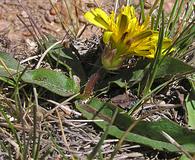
[56,110,72,158]
[0,59,14,78]
[32,86,39,159]
[0,123,45,133]
[88,108,118,160]
[162,131,193,160]
[16,15,41,46]
[65,119,104,122]
[76,24,87,38]
[35,40,64,69]
[20,55,41,64]
[114,0,119,20]
[109,119,141,160]
[126,0,131,6]
[48,0,75,38]
[47,99,81,116]
[17,0,47,47]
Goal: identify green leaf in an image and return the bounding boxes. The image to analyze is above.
[43,35,86,82]
[185,97,195,130]
[22,68,80,97]
[75,98,195,153]
[179,154,191,160]
[109,79,128,88]
[0,52,24,77]
[0,52,80,96]
[101,59,149,89]
[156,57,195,78]
[185,80,195,129]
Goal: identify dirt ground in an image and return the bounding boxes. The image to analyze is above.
[0,0,68,59]
[0,0,116,59]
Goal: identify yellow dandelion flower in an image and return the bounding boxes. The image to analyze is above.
[84,6,172,70]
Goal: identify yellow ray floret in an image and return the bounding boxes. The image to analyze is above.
[84,6,173,70]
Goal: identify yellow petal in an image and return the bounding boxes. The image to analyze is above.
[84,8,110,30]
[103,31,113,44]
[132,30,153,42]
[140,15,150,31]
[133,49,155,58]
[122,6,135,19]
[126,18,139,36]
[117,14,128,34]
[94,8,110,22]
[162,38,172,49]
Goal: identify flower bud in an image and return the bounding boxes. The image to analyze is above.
[101,47,124,70]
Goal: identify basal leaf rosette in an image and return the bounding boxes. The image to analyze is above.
[84,6,172,70]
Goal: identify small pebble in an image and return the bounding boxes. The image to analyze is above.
[45,11,55,23]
